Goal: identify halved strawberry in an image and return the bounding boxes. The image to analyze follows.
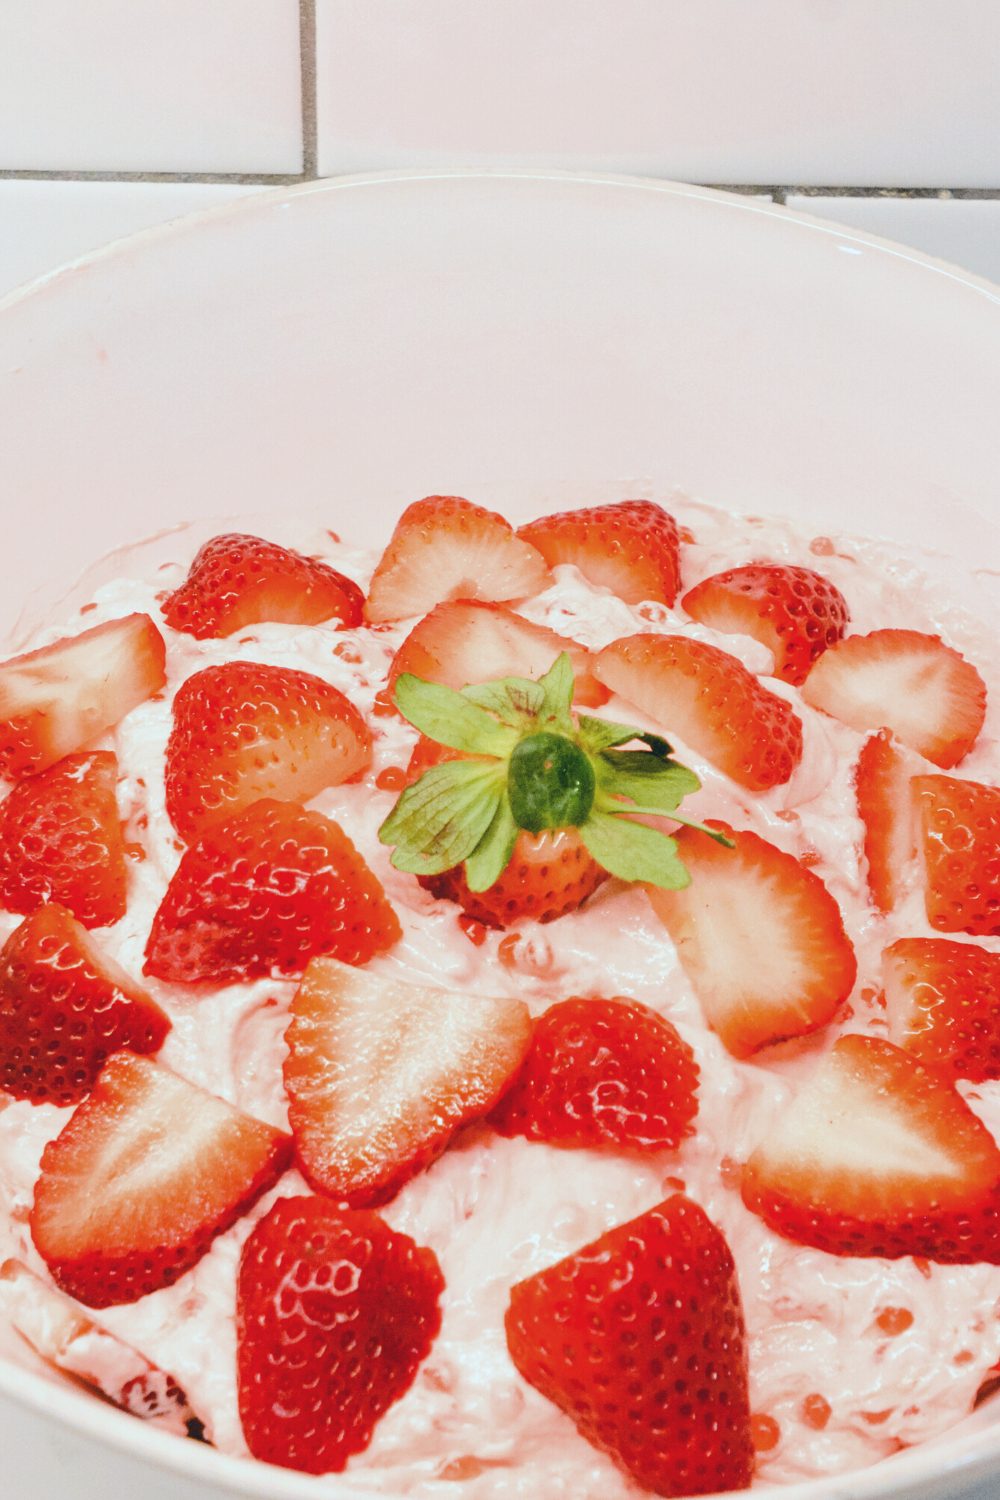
[0,751,127,928]
[0,1259,197,1433]
[682,563,849,686]
[506,1195,753,1496]
[646,824,857,1058]
[884,937,1000,1083]
[364,496,550,623]
[914,774,1000,935]
[594,634,803,790]
[31,1052,291,1307]
[164,660,371,841]
[490,996,699,1150]
[145,799,401,985]
[388,600,607,707]
[854,729,923,912]
[161,532,364,639]
[284,956,531,1205]
[0,904,170,1105]
[741,1034,1000,1261]
[237,1196,443,1472]
[802,629,987,768]
[0,614,165,779]
[516,499,682,606]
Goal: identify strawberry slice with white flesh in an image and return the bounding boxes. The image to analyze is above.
[0,614,166,779]
[0,1259,199,1434]
[31,1052,292,1308]
[802,629,987,769]
[854,729,923,912]
[647,824,857,1058]
[741,1034,1000,1262]
[388,600,607,707]
[284,956,532,1206]
[364,496,551,623]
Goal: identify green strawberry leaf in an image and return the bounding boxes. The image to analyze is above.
[537,653,576,733]
[595,753,700,813]
[394,674,518,757]
[579,811,692,889]
[378,759,505,874]
[464,793,519,892]
[462,676,546,730]
[577,714,673,758]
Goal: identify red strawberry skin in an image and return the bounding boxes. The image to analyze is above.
[31,1052,292,1307]
[505,1195,753,1496]
[741,1035,1000,1262]
[161,532,364,639]
[682,563,849,686]
[0,613,166,779]
[237,1196,443,1473]
[517,500,682,606]
[884,937,1000,1083]
[365,495,550,624]
[594,633,803,791]
[388,599,608,708]
[144,798,401,984]
[0,751,127,928]
[491,996,699,1151]
[164,660,371,841]
[854,729,921,913]
[0,904,170,1106]
[914,774,1000,936]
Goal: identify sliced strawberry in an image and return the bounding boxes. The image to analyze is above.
[594,634,803,790]
[237,1196,443,1472]
[145,799,400,985]
[741,1034,1000,1261]
[0,614,165,779]
[914,774,1000,936]
[161,532,364,639]
[516,499,682,606]
[364,496,550,624]
[285,956,531,1205]
[506,1195,753,1496]
[490,996,699,1150]
[0,1259,198,1433]
[31,1052,291,1307]
[0,904,170,1105]
[682,563,849,685]
[854,729,923,912]
[802,629,986,768]
[884,937,1000,1083]
[647,823,856,1058]
[0,751,127,927]
[164,660,371,841]
[388,599,607,708]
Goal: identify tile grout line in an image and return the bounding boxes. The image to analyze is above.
[298,0,319,179]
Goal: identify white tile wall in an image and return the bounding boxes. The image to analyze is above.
[314,0,1000,187]
[0,0,302,173]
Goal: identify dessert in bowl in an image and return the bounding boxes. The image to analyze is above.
[0,487,996,1500]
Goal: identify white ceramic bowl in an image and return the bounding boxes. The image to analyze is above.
[0,170,998,1500]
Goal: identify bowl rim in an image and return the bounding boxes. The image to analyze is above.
[0,165,998,1499]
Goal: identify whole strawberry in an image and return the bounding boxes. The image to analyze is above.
[491,996,699,1150]
[237,1196,443,1473]
[379,654,727,928]
[506,1195,753,1496]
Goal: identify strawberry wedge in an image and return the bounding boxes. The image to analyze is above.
[31,1052,292,1307]
[742,1034,1000,1262]
[594,634,803,790]
[884,937,1000,1083]
[516,499,682,606]
[284,956,532,1206]
[914,774,1000,936]
[682,563,849,686]
[0,614,165,779]
[388,600,607,707]
[647,824,857,1058]
[365,496,550,623]
[854,729,923,913]
[802,629,987,768]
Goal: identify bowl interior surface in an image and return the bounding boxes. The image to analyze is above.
[0,169,998,1500]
